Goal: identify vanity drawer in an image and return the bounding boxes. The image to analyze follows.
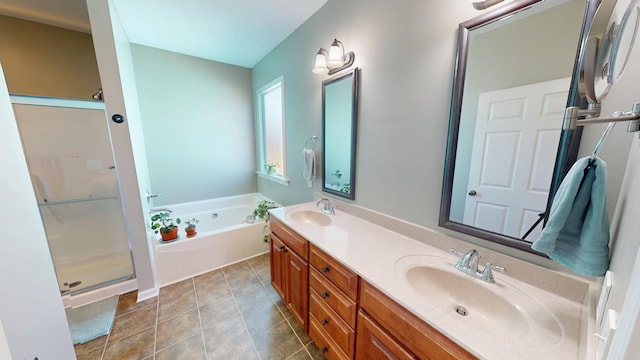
[309,266,357,327]
[309,244,358,300]
[270,217,308,259]
[359,280,476,360]
[309,314,351,360]
[309,289,355,358]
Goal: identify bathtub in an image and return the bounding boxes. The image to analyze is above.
[152,193,278,286]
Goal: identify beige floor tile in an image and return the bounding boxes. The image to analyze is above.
[159,279,195,302]
[241,301,285,336]
[305,342,325,360]
[75,347,104,360]
[194,277,231,306]
[254,263,272,283]
[198,295,239,330]
[194,269,225,284]
[73,253,308,360]
[233,281,274,313]
[226,268,261,291]
[155,334,206,360]
[286,348,313,360]
[109,303,157,343]
[102,327,155,360]
[288,316,313,346]
[156,308,201,351]
[247,252,269,267]
[73,334,107,356]
[116,291,157,316]
[158,289,197,323]
[252,320,305,360]
[203,323,257,360]
[222,261,251,276]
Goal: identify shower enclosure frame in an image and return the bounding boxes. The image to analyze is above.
[11,95,137,306]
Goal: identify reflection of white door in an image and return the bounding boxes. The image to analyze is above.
[463,78,569,240]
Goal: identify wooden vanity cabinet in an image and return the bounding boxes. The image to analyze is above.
[308,244,359,359]
[270,218,476,359]
[356,309,416,360]
[270,218,309,331]
[357,280,477,360]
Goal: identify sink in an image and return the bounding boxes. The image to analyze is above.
[395,255,563,344]
[287,209,332,227]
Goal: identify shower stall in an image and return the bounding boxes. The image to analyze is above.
[11,96,134,299]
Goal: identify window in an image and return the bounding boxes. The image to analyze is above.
[257,76,288,184]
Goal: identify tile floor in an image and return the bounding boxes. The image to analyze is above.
[73,253,325,360]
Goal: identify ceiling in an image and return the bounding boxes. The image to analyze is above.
[0,0,327,68]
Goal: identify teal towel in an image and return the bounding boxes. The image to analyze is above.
[532,156,610,277]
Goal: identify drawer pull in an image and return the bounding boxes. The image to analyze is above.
[321,346,328,354]
[322,266,330,273]
[321,318,329,326]
[279,245,286,251]
[321,291,330,299]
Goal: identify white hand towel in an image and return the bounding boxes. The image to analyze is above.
[302,149,316,187]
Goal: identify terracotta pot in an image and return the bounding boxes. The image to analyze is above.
[185,227,197,238]
[160,227,179,241]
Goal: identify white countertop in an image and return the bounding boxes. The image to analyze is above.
[270,202,596,360]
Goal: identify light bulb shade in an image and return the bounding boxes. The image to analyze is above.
[312,53,329,75]
[472,0,503,9]
[327,42,345,68]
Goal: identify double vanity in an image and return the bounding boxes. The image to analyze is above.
[269,201,596,359]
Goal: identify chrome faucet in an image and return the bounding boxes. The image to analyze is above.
[449,248,506,283]
[149,207,173,213]
[316,198,335,215]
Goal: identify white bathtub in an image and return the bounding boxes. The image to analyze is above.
[152,193,277,286]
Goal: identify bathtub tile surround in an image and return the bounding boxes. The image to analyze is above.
[74,253,324,360]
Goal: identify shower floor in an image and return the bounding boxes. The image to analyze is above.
[56,250,134,294]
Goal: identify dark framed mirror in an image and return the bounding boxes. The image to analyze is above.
[439,0,601,253]
[322,68,359,200]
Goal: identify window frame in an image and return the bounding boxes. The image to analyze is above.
[256,76,289,185]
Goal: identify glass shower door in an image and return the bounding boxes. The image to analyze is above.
[13,97,134,295]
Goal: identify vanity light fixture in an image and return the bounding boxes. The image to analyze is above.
[471,0,504,10]
[312,39,355,75]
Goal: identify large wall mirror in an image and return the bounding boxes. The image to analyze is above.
[322,68,359,200]
[439,0,601,253]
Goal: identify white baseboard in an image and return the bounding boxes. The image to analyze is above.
[136,286,159,303]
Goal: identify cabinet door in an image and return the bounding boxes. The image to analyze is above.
[286,248,309,332]
[356,310,416,360]
[270,235,287,300]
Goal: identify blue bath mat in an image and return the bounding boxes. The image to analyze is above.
[65,295,119,344]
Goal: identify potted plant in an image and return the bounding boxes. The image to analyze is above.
[151,212,181,241]
[184,217,200,237]
[264,163,277,175]
[251,200,278,242]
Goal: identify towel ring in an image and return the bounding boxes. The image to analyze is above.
[305,136,318,150]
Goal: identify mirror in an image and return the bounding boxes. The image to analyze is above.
[609,0,640,84]
[440,0,596,253]
[581,0,640,103]
[322,68,359,200]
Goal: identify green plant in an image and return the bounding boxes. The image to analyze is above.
[184,217,200,228]
[341,183,351,193]
[151,212,181,234]
[251,200,277,242]
[264,163,277,175]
